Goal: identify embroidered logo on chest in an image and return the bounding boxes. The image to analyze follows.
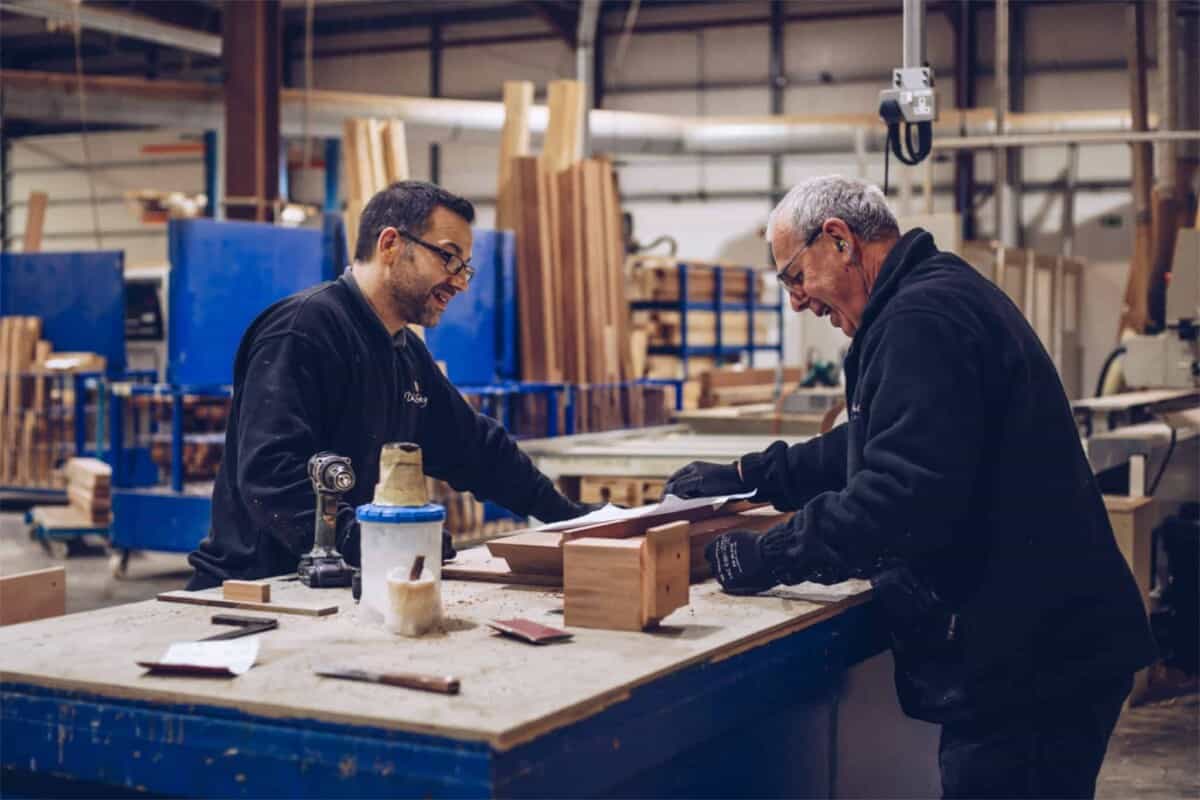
[404,379,429,408]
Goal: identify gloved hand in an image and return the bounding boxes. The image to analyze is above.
[442,528,457,563]
[533,491,600,524]
[663,460,749,500]
[704,530,779,596]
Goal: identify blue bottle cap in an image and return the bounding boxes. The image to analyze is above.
[355,503,446,524]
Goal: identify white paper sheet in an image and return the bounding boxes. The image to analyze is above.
[157,639,260,675]
[538,491,757,532]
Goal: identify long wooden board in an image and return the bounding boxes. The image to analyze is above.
[486,508,789,580]
[157,589,338,617]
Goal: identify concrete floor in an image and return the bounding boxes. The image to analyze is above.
[1,511,1197,796]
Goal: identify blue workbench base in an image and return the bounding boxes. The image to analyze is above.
[2,603,885,798]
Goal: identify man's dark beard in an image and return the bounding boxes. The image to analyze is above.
[390,284,431,328]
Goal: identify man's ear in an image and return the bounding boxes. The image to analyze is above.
[376,226,400,260]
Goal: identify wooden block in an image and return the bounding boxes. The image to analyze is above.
[23,191,48,253]
[0,566,65,626]
[223,579,271,603]
[564,537,644,630]
[641,522,689,625]
[563,521,691,631]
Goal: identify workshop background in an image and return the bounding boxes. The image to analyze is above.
[0,0,1197,798]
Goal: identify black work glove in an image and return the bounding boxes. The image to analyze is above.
[704,530,779,596]
[532,490,597,524]
[442,528,457,563]
[663,460,749,500]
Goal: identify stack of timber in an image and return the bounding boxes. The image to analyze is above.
[65,457,112,525]
[578,475,666,508]
[498,80,648,433]
[0,316,105,489]
[141,394,230,482]
[149,434,224,482]
[698,366,806,409]
[629,257,761,303]
[630,258,772,349]
[341,118,410,260]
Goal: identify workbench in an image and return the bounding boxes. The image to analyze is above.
[0,567,939,798]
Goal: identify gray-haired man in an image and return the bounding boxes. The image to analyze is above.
[665,176,1155,798]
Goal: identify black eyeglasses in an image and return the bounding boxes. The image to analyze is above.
[397,229,475,283]
[774,229,824,290]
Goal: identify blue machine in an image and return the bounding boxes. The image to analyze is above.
[109,220,331,572]
[0,251,126,377]
[0,252,126,503]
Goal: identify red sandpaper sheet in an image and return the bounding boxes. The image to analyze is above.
[488,618,573,644]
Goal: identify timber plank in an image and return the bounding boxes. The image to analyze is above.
[0,566,65,626]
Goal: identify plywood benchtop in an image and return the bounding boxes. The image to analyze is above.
[0,560,871,751]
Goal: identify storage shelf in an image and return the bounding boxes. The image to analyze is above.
[634,262,784,385]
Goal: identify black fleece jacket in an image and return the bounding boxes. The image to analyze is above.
[740,229,1156,720]
[188,272,578,586]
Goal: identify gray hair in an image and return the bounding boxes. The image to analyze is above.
[766,175,899,244]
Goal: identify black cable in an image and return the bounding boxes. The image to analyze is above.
[1093,345,1127,397]
[1148,426,1178,496]
[883,135,891,195]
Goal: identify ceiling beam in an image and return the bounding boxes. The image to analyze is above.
[526,0,577,48]
[0,0,222,56]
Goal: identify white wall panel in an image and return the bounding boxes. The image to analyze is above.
[310,50,429,95]
[442,40,572,97]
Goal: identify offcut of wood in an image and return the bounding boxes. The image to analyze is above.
[0,566,65,626]
[158,589,337,617]
[563,521,690,631]
[222,580,271,603]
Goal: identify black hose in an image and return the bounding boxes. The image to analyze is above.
[1094,345,1127,398]
[1148,426,1178,496]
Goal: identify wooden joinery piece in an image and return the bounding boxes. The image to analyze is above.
[563,521,690,631]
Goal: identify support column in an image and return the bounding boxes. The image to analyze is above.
[952,0,977,241]
[429,17,442,185]
[993,0,1022,246]
[768,0,785,207]
[223,0,281,222]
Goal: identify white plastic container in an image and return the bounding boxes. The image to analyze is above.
[356,502,445,626]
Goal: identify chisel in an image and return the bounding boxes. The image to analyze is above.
[314,666,460,695]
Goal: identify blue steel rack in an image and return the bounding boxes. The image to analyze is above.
[631,263,783,383]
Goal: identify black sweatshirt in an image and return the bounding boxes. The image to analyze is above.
[741,229,1156,721]
[188,272,578,586]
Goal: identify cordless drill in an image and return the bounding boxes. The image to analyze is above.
[297,452,356,588]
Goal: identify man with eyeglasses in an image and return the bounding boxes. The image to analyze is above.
[187,181,589,590]
[663,176,1155,798]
